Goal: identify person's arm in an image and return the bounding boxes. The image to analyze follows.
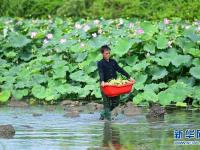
[97,61,105,85]
[113,59,131,79]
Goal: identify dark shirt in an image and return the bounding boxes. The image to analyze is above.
[97,58,130,82]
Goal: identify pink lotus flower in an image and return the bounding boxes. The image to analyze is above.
[83,24,90,32]
[47,33,53,39]
[136,28,144,35]
[92,33,97,38]
[43,39,49,44]
[164,18,170,25]
[129,22,134,28]
[31,32,37,38]
[75,23,82,29]
[60,38,66,44]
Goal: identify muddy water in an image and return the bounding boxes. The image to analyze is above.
[0,105,200,150]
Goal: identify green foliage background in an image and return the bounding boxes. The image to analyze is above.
[0,17,200,106]
[0,0,200,20]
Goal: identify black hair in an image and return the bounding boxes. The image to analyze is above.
[100,45,111,53]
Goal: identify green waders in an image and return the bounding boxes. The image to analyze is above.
[100,89,120,121]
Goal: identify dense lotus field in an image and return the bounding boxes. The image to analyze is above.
[0,17,200,106]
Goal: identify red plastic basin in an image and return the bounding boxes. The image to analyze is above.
[101,80,135,97]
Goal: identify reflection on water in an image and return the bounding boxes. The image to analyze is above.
[103,121,121,150]
[0,106,200,150]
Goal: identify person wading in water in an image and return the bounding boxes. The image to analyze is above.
[97,45,134,120]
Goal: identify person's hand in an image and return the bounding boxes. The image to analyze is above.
[129,77,135,83]
[101,81,111,87]
[101,81,105,87]
[101,81,106,87]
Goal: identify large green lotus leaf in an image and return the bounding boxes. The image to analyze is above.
[8,32,31,48]
[15,67,32,87]
[20,50,33,61]
[134,83,144,90]
[178,76,195,86]
[6,65,21,76]
[32,85,46,99]
[31,74,48,84]
[68,64,78,72]
[140,22,158,40]
[3,75,15,84]
[133,73,147,84]
[167,82,192,102]
[45,87,60,101]
[0,76,5,84]
[75,51,88,62]
[0,82,13,90]
[78,61,88,70]
[192,58,200,67]
[47,78,66,88]
[53,66,68,79]
[154,57,171,67]
[88,35,110,49]
[141,22,158,36]
[171,88,188,102]
[56,84,68,95]
[5,51,17,58]
[156,34,168,49]
[0,90,11,102]
[67,85,82,94]
[144,83,167,92]
[143,43,156,54]
[175,37,196,50]
[132,60,149,71]
[185,48,200,57]
[133,93,143,104]
[183,27,200,42]
[112,38,134,57]
[15,81,26,88]
[133,73,147,90]
[158,90,174,106]
[84,65,96,74]
[91,87,101,98]
[70,70,90,82]
[12,89,28,100]
[192,86,200,100]
[78,84,94,98]
[79,30,88,40]
[87,52,102,62]
[125,55,138,66]
[189,66,200,79]
[171,55,192,67]
[69,43,82,53]
[151,67,168,80]
[157,48,178,59]
[123,66,132,74]
[155,48,178,67]
[111,28,127,38]
[143,90,158,102]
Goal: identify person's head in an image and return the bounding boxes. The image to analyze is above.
[100,45,111,60]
